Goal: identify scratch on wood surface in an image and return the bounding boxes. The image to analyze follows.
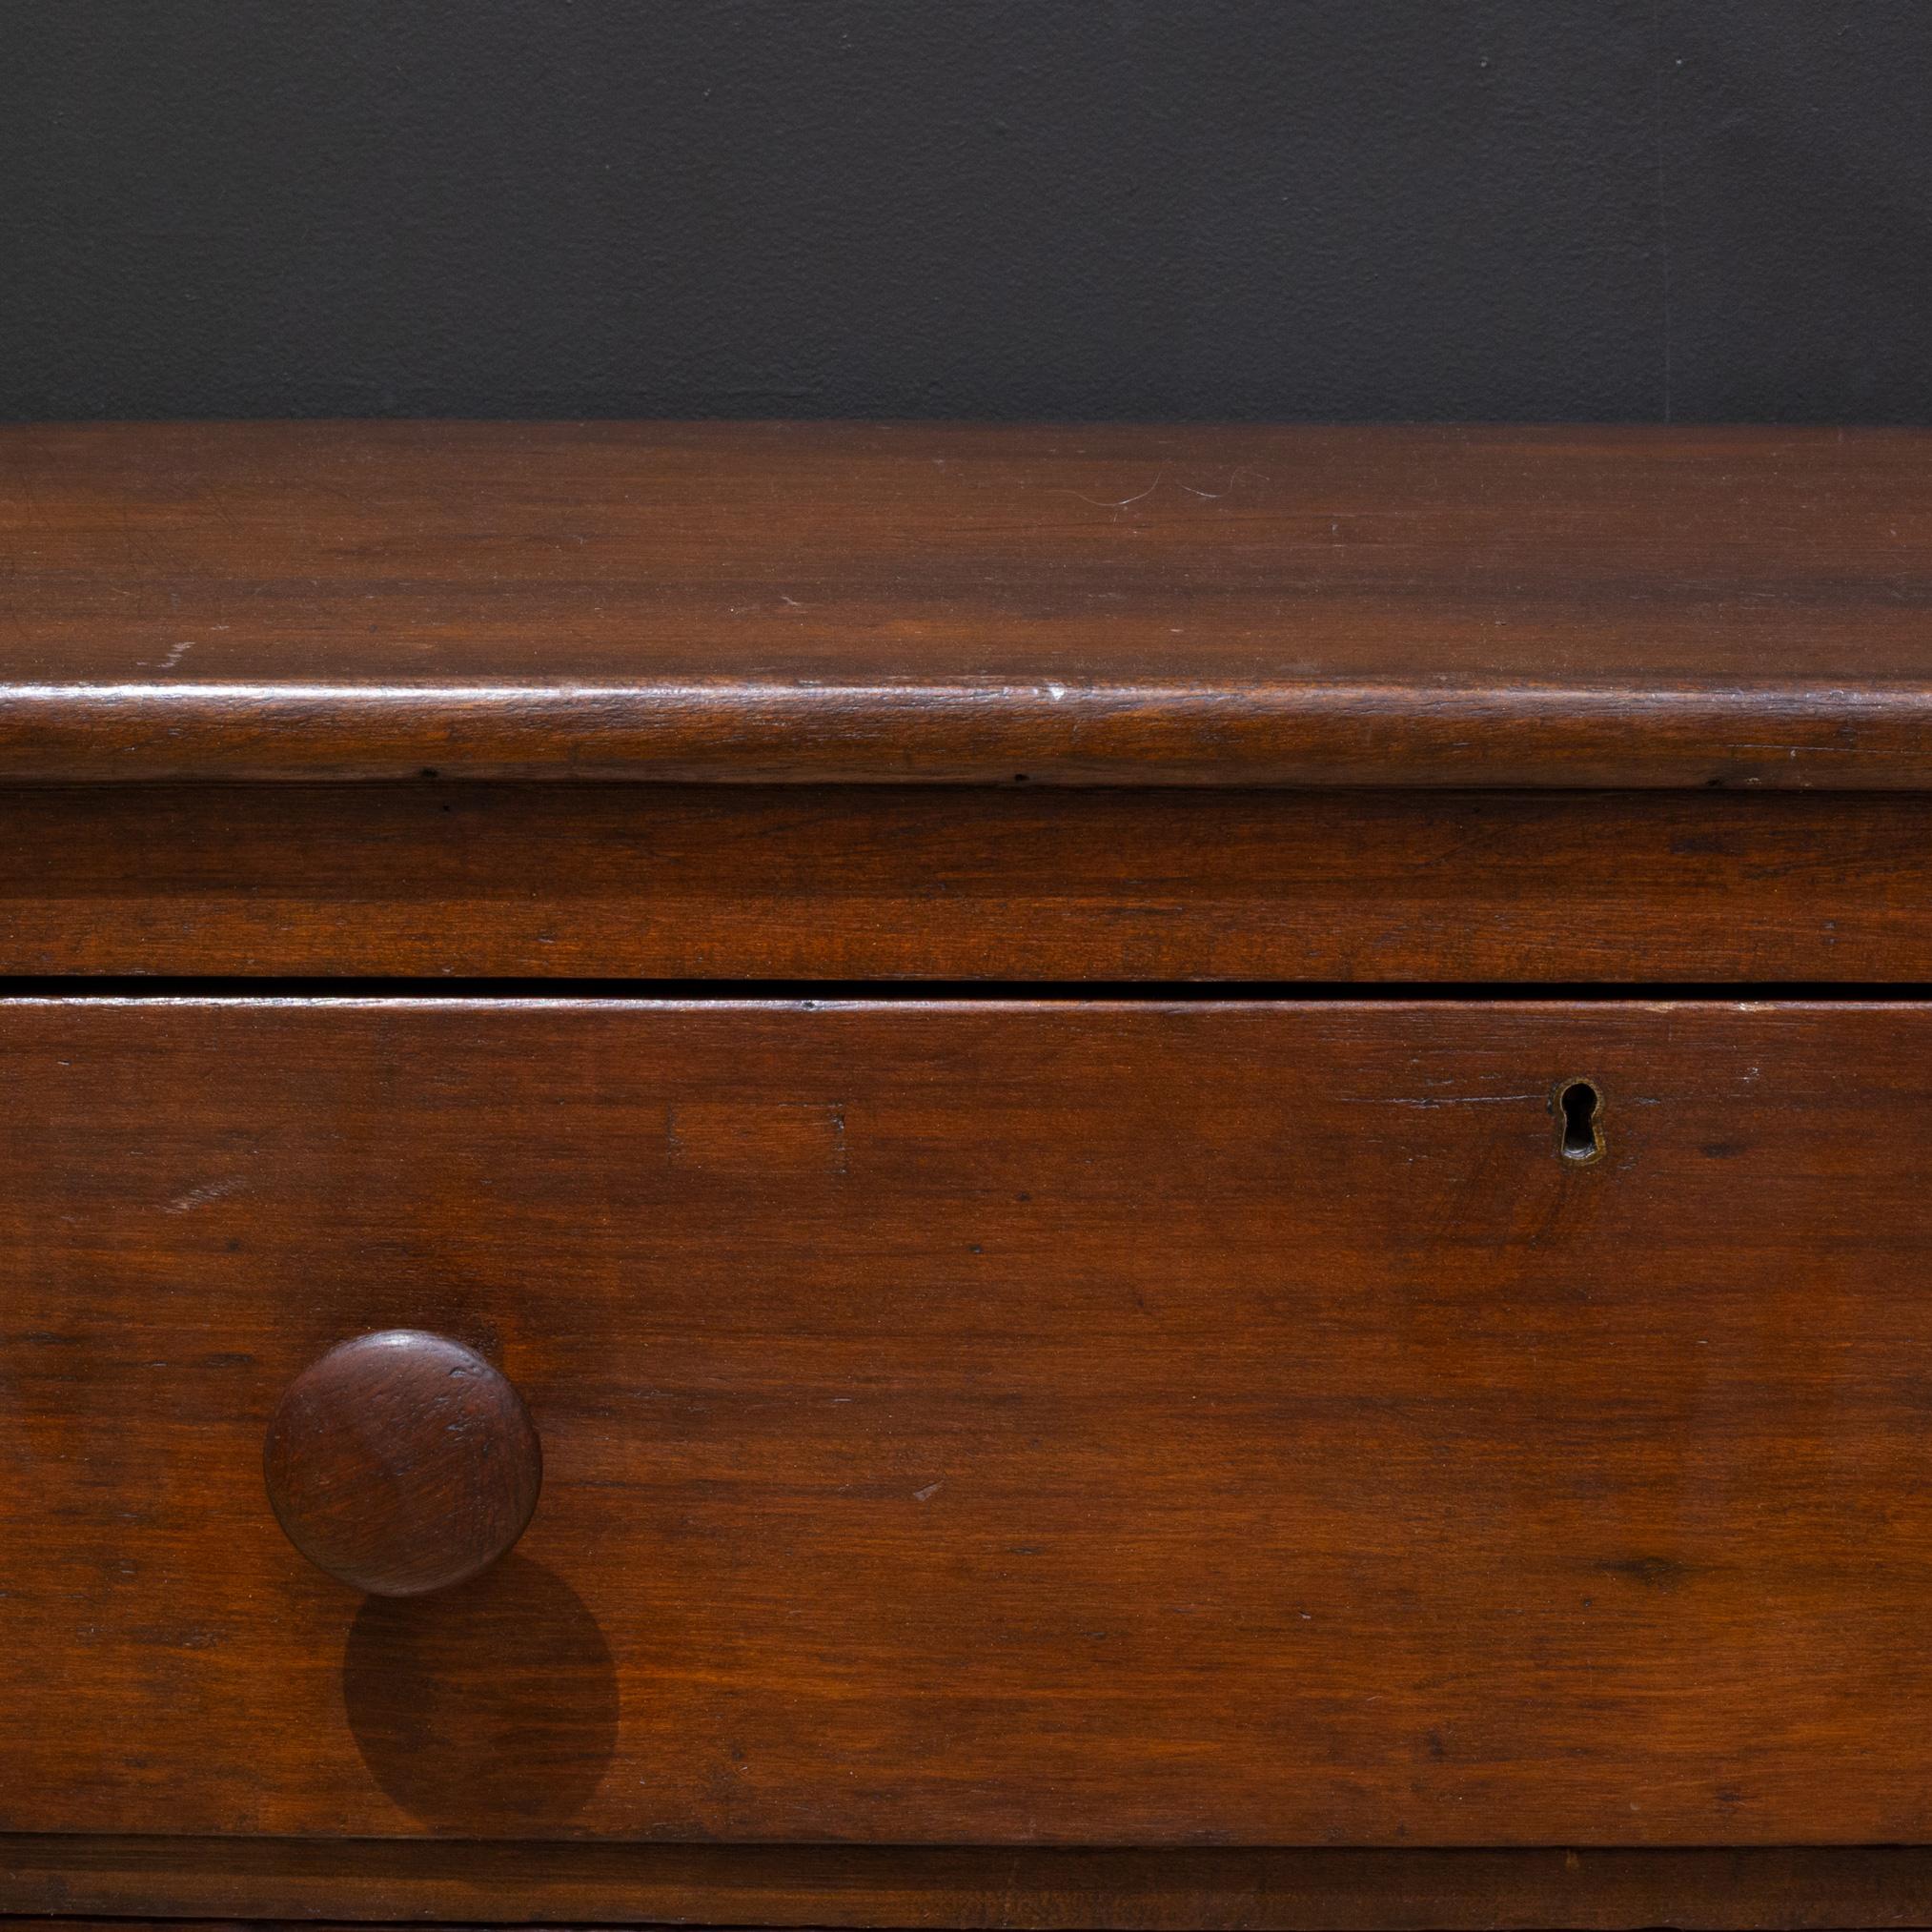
[1340,1093,1538,1108]
[162,1174,247,1214]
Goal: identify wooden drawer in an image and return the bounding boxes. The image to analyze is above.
[4,995,1930,1847]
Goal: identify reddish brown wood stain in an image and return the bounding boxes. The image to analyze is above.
[5,421,1932,787]
[6,783,1932,982]
[264,1330,543,1597]
[5,996,1932,1846]
[7,422,1931,1928]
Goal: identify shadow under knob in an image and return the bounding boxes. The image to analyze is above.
[264,1330,542,1597]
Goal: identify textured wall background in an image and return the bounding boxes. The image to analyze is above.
[2,0,1927,421]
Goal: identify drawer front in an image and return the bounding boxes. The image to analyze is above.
[2,997,1929,1846]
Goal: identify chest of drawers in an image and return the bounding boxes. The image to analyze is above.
[5,422,1932,1930]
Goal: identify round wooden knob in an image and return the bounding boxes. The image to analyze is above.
[264,1331,541,1597]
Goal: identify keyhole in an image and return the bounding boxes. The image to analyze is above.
[1556,1078,1605,1164]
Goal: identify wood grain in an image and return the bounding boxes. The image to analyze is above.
[7,783,1932,982]
[7,996,1932,1845]
[12,1840,1932,1929]
[6,422,1932,786]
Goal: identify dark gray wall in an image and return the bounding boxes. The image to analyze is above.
[3,1,1927,421]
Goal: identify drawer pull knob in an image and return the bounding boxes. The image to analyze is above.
[264,1330,542,1597]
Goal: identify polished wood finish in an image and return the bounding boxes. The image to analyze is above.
[14,1840,1932,1931]
[9,423,1931,1927]
[8,782,1932,983]
[7,996,1932,1845]
[264,1331,541,1597]
[6,422,1932,788]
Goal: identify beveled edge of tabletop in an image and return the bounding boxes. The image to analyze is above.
[5,420,1930,786]
[2,675,1930,786]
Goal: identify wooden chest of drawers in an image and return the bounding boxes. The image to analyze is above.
[6,422,1932,1929]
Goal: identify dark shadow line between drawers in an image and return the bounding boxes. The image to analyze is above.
[12,1838,1932,1930]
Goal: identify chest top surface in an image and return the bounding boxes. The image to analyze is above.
[3,419,1930,789]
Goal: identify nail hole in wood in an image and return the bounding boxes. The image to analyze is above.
[1556,1078,1605,1164]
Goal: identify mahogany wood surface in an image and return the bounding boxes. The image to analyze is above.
[264,1330,543,1597]
[5,422,1932,788]
[14,1841,1932,1930]
[9,420,1932,1922]
[8,783,1932,983]
[7,996,1932,1846]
